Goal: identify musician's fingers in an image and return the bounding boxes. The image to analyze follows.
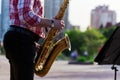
[61,20,65,28]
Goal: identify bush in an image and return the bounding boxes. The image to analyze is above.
[77,56,94,63]
[77,56,86,62]
[56,53,69,60]
[0,46,5,55]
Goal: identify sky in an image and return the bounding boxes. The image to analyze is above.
[0,0,120,31]
[69,0,120,31]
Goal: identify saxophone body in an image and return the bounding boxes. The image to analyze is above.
[34,0,71,77]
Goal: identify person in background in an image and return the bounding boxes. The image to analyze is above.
[70,50,78,60]
[3,0,65,80]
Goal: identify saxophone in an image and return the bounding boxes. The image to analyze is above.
[34,0,71,77]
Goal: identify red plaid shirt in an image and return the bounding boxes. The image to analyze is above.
[9,0,45,38]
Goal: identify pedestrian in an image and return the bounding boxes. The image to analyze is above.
[3,0,65,80]
[70,50,78,60]
[83,50,88,56]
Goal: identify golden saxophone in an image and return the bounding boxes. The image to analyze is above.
[34,0,71,77]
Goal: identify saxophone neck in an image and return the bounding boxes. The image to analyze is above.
[54,0,69,19]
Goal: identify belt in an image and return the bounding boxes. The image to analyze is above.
[9,25,40,42]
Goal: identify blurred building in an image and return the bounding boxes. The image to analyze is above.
[91,5,116,28]
[0,0,9,41]
[0,14,1,39]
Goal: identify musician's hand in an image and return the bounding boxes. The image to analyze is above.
[51,19,65,30]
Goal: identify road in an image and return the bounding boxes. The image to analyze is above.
[0,55,120,80]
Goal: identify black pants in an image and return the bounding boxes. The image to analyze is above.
[3,27,39,80]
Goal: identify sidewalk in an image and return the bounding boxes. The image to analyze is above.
[0,55,120,80]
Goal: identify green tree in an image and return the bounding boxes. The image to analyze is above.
[98,26,116,39]
[82,28,106,56]
[64,28,106,57]
[64,28,83,56]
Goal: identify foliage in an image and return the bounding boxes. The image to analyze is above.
[77,56,86,62]
[98,26,116,39]
[64,28,83,56]
[82,28,106,56]
[0,46,5,55]
[64,28,106,58]
[56,53,69,60]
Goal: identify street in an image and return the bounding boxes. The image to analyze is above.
[0,55,120,80]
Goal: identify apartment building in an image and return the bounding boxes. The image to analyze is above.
[91,5,116,28]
